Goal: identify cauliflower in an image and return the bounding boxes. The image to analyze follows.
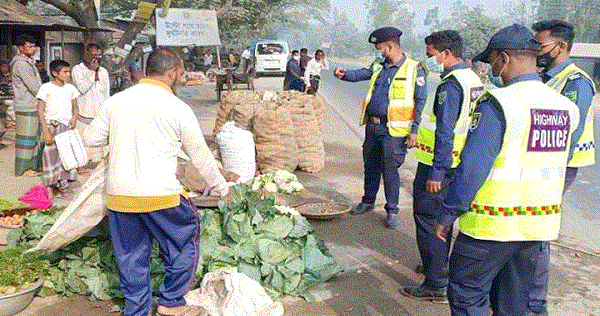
[278,183,294,194]
[264,182,278,193]
[290,181,304,192]
[274,205,300,216]
[273,170,297,185]
[251,180,262,191]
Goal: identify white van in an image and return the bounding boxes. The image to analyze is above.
[254,41,290,76]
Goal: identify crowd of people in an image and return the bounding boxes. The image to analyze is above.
[335,20,592,316]
[5,34,110,198]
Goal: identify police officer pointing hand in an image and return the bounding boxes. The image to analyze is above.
[334,27,427,229]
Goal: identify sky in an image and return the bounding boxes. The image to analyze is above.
[330,0,534,32]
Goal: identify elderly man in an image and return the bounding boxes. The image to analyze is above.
[11,34,43,175]
[72,43,110,168]
[84,48,230,316]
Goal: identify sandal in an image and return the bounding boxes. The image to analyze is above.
[156,305,206,316]
[22,170,41,177]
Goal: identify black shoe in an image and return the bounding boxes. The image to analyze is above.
[400,284,448,303]
[350,203,374,215]
[385,213,399,229]
[525,311,548,316]
[415,264,424,274]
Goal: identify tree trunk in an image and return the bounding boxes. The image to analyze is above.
[40,0,101,42]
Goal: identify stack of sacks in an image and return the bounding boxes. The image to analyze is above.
[212,90,326,174]
[276,91,325,173]
[252,101,299,173]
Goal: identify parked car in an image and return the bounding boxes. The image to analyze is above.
[253,41,289,77]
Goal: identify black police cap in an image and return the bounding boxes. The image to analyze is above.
[368,27,403,44]
[473,23,541,63]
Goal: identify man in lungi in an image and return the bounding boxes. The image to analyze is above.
[10,34,43,176]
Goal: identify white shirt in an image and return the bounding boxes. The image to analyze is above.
[36,82,80,125]
[304,58,329,87]
[203,54,213,66]
[241,49,251,59]
[84,79,229,198]
[71,63,110,119]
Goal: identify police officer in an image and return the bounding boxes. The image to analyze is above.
[401,30,483,302]
[334,27,427,228]
[527,19,597,316]
[433,24,579,315]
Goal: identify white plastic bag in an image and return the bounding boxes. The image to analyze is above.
[27,161,107,253]
[185,269,284,316]
[54,129,88,170]
[215,121,256,183]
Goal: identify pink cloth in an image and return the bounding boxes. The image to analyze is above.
[19,185,53,209]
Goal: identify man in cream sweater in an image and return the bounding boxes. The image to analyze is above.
[84,48,230,316]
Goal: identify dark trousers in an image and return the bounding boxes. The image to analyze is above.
[361,122,406,214]
[448,233,542,316]
[413,163,454,289]
[528,166,579,313]
[307,75,320,95]
[107,197,200,316]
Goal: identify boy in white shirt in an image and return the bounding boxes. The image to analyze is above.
[36,59,80,197]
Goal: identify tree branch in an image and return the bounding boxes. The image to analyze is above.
[216,0,234,18]
[39,0,86,26]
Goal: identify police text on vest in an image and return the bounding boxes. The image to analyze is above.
[527,109,570,152]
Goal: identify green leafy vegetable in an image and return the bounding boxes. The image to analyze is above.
[0,248,49,295]
[8,185,342,300]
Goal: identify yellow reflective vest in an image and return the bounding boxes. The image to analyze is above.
[360,57,422,137]
[459,80,579,241]
[546,63,597,167]
[415,68,483,167]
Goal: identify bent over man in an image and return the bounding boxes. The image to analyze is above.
[84,48,230,316]
[434,24,579,315]
[334,27,427,229]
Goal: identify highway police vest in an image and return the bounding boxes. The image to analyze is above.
[459,80,579,242]
[360,58,421,137]
[415,68,483,167]
[546,63,597,167]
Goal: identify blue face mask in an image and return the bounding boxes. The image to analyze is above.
[425,54,444,73]
[488,54,507,87]
[487,69,504,87]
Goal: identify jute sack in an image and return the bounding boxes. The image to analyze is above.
[230,101,256,131]
[276,91,325,132]
[214,91,260,134]
[292,93,325,131]
[253,101,298,173]
[214,101,236,135]
[286,99,324,173]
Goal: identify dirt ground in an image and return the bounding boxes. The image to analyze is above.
[2,77,600,316]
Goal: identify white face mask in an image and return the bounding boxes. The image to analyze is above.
[293,55,300,61]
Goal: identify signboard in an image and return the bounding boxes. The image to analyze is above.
[156,9,221,46]
[132,1,156,24]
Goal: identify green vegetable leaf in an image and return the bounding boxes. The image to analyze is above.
[257,239,292,264]
[256,215,293,239]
